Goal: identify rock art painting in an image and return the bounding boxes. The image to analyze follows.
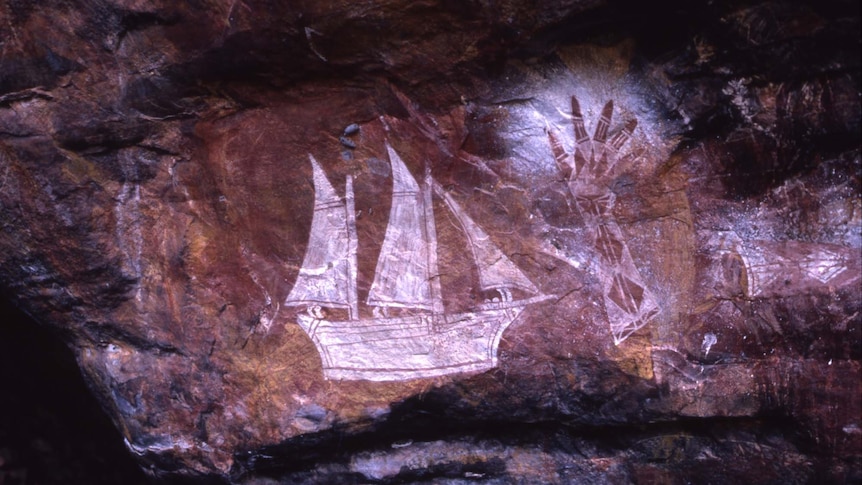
[546,96,660,344]
[706,230,860,299]
[285,143,552,381]
[1,2,859,479]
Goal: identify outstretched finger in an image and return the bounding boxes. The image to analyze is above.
[546,122,574,179]
[608,118,637,151]
[593,100,613,143]
[571,96,590,144]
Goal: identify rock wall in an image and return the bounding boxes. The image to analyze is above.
[0,0,859,483]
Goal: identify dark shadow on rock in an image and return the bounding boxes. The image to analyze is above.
[0,293,150,485]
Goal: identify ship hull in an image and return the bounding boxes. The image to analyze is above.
[297,304,530,381]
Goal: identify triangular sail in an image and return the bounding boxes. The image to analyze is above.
[285,155,355,311]
[367,145,438,311]
[422,166,445,314]
[434,183,539,294]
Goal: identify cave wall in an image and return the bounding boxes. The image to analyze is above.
[0,0,859,483]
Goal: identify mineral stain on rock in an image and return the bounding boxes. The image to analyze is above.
[0,0,859,483]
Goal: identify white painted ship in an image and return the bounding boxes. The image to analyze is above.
[285,144,551,381]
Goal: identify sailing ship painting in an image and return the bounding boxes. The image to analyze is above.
[285,143,552,381]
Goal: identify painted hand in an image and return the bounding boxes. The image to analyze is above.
[546,96,657,344]
[547,96,638,206]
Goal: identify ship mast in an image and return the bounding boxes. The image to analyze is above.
[423,165,444,314]
[345,176,359,320]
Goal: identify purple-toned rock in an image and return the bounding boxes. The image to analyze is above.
[0,0,859,482]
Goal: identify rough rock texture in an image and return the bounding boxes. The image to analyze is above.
[0,0,860,483]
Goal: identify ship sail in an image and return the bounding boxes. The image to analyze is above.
[367,144,441,311]
[434,183,539,294]
[285,155,357,314]
[286,144,553,381]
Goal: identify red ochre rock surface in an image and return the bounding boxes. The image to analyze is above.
[0,0,859,483]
